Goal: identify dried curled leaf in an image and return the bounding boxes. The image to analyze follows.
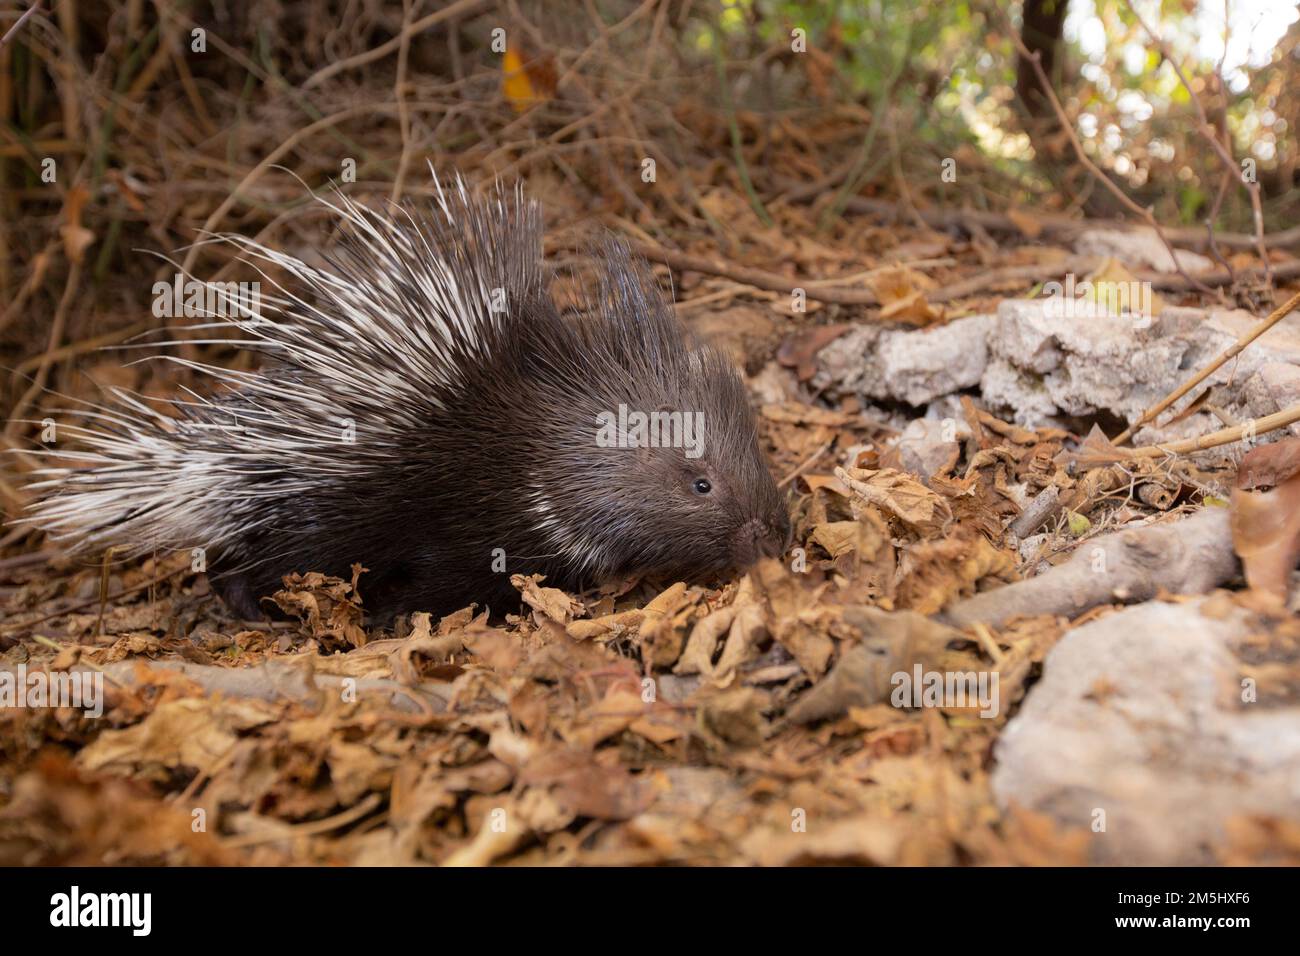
[1231,472,1300,602]
[835,465,953,537]
[271,564,368,649]
[867,265,942,325]
[511,573,585,624]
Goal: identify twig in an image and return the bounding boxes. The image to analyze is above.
[778,441,832,489]
[1008,24,1219,299]
[0,240,57,336]
[631,242,881,305]
[1125,402,1300,459]
[301,0,487,89]
[928,258,1093,303]
[1113,290,1300,444]
[221,794,385,849]
[0,0,42,48]
[822,22,914,228]
[179,104,385,275]
[1010,485,1062,538]
[713,30,773,228]
[14,316,154,376]
[0,566,185,633]
[1149,259,1300,291]
[634,242,1300,310]
[944,508,1236,628]
[814,190,1300,251]
[388,0,417,205]
[5,259,81,439]
[1123,0,1272,291]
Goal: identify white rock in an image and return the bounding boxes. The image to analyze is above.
[982,298,1300,428]
[892,417,961,479]
[1243,362,1300,437]
[815,314,994,406]
[816,296,1300,435]
[1075,227,1215,274]
[992,599,1300,864]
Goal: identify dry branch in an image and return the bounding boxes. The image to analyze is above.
[943,508,1238,628]
[1125,402,1300,458]
[1008,20,1218,298]
[1114,290,1300,445]
[1123,0,1272,289]
[99,658,451,714]
[829,193,1300,251]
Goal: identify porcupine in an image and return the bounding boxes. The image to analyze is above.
[22,174,791,625]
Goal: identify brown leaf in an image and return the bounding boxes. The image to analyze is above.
[637,581,697,669]
[512,573,585,624]
[786,608,954,724]
[777,323,851,381]
[77,698,247,779]
[1231,470,1300,601]
[835,466,953,537]
[1236,436,1300,490]
[272,566,367,649]
[519,749,653,821]
[896,533,1016,615]
[59,184,96,265]
[867,265,942,325]
[751,559,836,679]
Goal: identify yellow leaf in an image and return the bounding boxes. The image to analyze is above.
[502,45,538,113]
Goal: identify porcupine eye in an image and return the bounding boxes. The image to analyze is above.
[693,478,712,495]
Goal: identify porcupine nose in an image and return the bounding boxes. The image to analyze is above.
[732,512,790,566]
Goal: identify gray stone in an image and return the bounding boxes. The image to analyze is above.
[1074,227,1215,274]
[1242,361,1300,437]
[893,417,964,479]
[815,313,994,407]
[981,298,1300,428]
[992,599,1300,865]
[816,295,1300,434]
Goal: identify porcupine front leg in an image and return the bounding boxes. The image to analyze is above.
[211,571,266,621]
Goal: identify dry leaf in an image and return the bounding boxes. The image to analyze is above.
[867,265,942,325]
[59,184,96,265]
[835,466,953,536]
[1231,471,1300,601]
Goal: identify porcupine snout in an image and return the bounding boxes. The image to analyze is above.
[731,511,791,567]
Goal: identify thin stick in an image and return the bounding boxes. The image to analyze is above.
[1123,0,1272,291]
[0,240,57,336]
[1113,290,1300,445]
[635,242,1300,310]
[302,0,487,89]
[631,242,881,305]
[778,441,832,489]
[1008,24,1219,299]
[0,566,184,633]
[815,189,1300,252]
[0,0,43,49]
[178,104,378,275]
[221,794,385,849]
[1126,402,1300,459]
[714,31,773,228]
[388,0,417,205]
[14,316,154,376]
[6,259,81,439]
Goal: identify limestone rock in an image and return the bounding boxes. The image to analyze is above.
[992,599,1300,865]
[1074,227,1214,274]
[815,313,994,406]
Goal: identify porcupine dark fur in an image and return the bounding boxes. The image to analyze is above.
[22,174,791,625]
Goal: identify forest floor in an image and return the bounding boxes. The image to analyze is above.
[3,7,1300,864]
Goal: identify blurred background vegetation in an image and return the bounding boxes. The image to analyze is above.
[1,0,1298,481]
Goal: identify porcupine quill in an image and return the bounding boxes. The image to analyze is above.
[20,173,791,625]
